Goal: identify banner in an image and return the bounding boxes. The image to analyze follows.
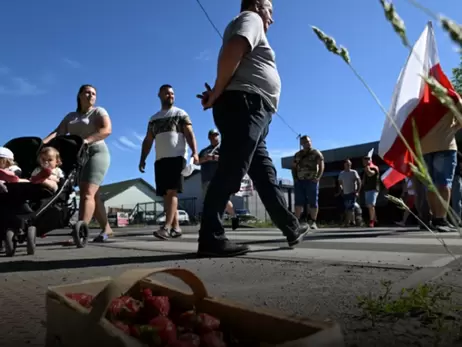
[116,212,129,227]
[235,174,253,197]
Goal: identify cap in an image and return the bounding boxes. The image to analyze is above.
[0,147,14,160]
[208,129,219,136]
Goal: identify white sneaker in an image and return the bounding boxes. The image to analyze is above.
[309,221,318,230]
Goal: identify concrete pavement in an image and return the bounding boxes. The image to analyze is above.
[1,226,461,346]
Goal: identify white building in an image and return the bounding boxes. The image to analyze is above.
[179,170,295,221]
[76,178,164,215]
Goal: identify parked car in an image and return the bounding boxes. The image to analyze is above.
[156,210,190,225]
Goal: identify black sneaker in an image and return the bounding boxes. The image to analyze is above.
[197,240,249,258]
[287,225,310,247]
[433,219,457,233]
[231,217,239,230]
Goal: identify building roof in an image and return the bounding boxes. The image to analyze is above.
[96,178,157,201]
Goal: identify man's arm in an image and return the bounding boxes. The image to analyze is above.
[355,172,362,193]
[316,152,325,180]
[213,13,263,96]
[183,124,198,156]
[364,165,376,177]
[198,149,209,165]
[140,122,154,164]
[291,152,299,181]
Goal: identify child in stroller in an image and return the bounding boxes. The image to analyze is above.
[0,135,90,257]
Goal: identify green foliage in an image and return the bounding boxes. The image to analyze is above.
[452,55,462,96]
[357,280,461,345]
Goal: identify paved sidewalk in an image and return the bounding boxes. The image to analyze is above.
[0,240,461,346]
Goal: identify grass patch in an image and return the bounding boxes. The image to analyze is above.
[357,280,462,345]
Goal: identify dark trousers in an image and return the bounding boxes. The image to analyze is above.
[414,178,431,223]
[198,91,300,243]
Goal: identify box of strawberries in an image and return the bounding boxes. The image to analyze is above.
[45,268,344,347]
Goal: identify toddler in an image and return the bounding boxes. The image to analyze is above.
[30,146,65,192]
[0,146,23,183]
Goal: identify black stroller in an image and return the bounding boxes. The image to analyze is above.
[0,135,90,257]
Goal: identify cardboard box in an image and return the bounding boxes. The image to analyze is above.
[46,268,344,346]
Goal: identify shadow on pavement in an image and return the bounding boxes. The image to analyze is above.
[239,232,395,245]
[0,253,198,274]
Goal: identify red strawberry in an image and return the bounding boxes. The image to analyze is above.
[143,296,170,318]
[200,331,226,347]
[178,310,198,331]
[178,311,220,334]
[65,293,94,308]
[196,313,220,334]
[179,333,201,346]
[107,296,142,321]
[112,321,130,335]
[148,316,177,345]
[141,287,153,300]
[167,341,198,347]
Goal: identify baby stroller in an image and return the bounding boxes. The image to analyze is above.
[0,135,90,257]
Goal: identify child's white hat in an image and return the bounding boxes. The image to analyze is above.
[0,147,14,160]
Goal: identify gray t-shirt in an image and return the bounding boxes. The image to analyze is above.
[338,170,360,195]
[199,144,220,183]
[58,107,109,144]
[221,11,281,112]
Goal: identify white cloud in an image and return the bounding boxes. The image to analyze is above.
[269,149,298,158]
[111,141,130,151]
[40,71,57,85]
[195,49,212,61]
[118,136,140,150]
[133,131,145,142]
[63,58,81,69]
[0,77,45,96]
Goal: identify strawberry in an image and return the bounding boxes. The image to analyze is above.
[65,293,94,308]
[142,295,170,319]
[167,341,199,347]
[141,287,153,301]
[200,331,226,347]
[112,321,130,335]
[178,311,220,334]
[107,296,142,322]
[148,316,177,345]
[196,313,220,334]
[178,333,201,346]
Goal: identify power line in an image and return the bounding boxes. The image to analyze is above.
[194,0,300,139]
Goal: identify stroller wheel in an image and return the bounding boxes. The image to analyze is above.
[26,226,37,255]
[73,221,89,249]
[4,229,17,257]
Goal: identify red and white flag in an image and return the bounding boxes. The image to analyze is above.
[378,21,460,189]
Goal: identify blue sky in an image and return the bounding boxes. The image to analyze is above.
[0,0,461,185]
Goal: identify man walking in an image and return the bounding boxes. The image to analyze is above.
[362,155,380,227]
[196,0,309,257]
[139,84,199,240]
[292,135,325,229]
[199,129,239,230]
[338,159,361,226]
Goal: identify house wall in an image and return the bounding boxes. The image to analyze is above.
[180,172,293,221]
[76,183,164,214]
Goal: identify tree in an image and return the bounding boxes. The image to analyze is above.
[452,55,462,96]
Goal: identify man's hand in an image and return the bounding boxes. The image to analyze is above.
[196,83,217,110]
[139,161,146,173]
[192,153,199,165]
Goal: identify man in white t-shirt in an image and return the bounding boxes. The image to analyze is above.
[139,84,199,240]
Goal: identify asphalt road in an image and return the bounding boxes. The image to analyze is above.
[1,225,461,347]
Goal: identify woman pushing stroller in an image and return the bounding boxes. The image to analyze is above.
[43,84,113,243]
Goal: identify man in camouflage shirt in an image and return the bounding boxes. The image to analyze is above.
[292,135,325,229]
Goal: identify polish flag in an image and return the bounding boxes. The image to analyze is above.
[378,21,460,189]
